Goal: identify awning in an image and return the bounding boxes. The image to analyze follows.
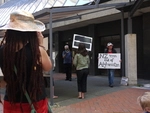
[0,0,98,27]
[0,0,121,37]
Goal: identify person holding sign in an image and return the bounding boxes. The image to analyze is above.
[73,43,90,99]
[105,42,117,87]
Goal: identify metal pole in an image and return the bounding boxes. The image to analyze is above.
[121,10,125,77]
[130,0,144,17]
[49,11,54,105]
[95,0,101,7]
[128,13,132,34]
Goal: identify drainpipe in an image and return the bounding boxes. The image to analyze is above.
[121,9,125,77]
[49,11,54,105]
[128,13,132,34]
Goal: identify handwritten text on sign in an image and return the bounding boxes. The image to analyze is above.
[98,53,121,69]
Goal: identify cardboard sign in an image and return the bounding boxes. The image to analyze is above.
[72,34,93,51]
[120,77,128,86]
[98,53,121,69]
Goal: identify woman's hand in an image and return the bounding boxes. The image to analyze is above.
[37,32,52,71]
[37,32,44,46]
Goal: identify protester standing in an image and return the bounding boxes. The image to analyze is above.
[73,43,90,99]
[0,10,52,113]
[62,45,72,81]
[104,42,117,87]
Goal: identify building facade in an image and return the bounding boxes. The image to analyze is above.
[51,0,150,79]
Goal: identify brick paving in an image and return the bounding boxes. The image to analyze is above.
[1,73,150,113]
[52,88,149,113]
[50,73,150,113]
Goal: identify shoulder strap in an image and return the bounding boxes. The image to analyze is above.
[14,66,36,113]
[14,66,52,113]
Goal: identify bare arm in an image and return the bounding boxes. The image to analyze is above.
[37,32,52,71]
[39,47,52,71]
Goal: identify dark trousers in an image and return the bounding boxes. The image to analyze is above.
[44,77,54,87]
[76,68,89,92]
[64,63,72,80]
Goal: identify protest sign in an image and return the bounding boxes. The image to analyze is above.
[98,53,121,69]
[72,34,93,51]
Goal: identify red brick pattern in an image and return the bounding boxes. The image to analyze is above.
[1,73,149,113]
[53,88,149,113]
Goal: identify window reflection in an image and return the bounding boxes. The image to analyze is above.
[54,0,66,7]
[45,0,55,8]
[64,0,77,6]
[77,0,94,5]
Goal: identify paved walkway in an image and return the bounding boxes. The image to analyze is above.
[1,73,150,113]
[50,73,150,113]
[52,88,149,113]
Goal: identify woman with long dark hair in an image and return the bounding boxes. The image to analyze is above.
[0,10,52,113]
[73,43,90,99]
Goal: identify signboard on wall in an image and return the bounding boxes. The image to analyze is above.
[98,53,121,69]
[72,34,93,51]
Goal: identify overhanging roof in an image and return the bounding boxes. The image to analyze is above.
[0,0,100,27]
[1,0,149,31]
[0,0,127,27]
[0,0,140,36]
[117,0,150,12]
[33,1,129,24]
[0,0,125,36]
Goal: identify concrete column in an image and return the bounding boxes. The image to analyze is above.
[125,34,137,85]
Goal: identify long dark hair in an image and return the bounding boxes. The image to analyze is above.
[77,43,88,56]
[0,30,42,103]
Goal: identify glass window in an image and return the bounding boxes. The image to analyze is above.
[53,0,66,7]
[44,0,55,8]
[64,0,77,6]
[77,0,94,5]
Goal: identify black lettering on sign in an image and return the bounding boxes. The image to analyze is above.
[99,54,109,62]
[110,58,114,62]
[98,62,107,68]
[107,63,119,67]
[109,55,117,58]
[99,54,107,59]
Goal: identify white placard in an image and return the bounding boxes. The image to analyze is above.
[0,69,3,76]
[98,53,121,69]
[72,34,93,51]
